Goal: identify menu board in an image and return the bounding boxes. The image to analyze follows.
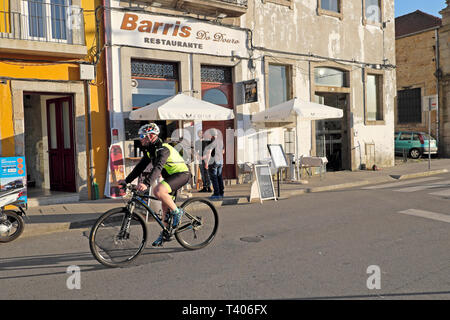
[0,156,27,205]
[268,144,288,168]
[254,164,276,201]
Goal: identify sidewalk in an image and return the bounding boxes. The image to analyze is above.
[19,158,450,239]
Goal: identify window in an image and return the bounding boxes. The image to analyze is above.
[365,0,382,24]
[203,89,228,105]
[318,0,343,19]
[131,59,178,108]
[130,60,179,142]
[263,0,293,8]
[397,88,422,124]
[366,74,383,122]
[268,64,290,107]
[22,0,72,41]
[320,0,340,13]
[399,132,412,141]
[201,66,232,83]
[315,67,348,87]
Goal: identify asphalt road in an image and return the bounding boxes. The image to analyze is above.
[1,172,449,302]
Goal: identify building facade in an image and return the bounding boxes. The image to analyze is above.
[439,2,450,157]
[0,0,109,203]
[395,10,441,142]
[104,0,396,185]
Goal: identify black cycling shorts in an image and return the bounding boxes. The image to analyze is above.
[160,171,191,195]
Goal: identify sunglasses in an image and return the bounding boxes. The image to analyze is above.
[140,133,156,139]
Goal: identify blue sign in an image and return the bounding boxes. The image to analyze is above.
[0,156,27,205]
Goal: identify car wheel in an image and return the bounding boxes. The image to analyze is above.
[409,148,421,159]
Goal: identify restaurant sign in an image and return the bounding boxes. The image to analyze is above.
[112,11,248,57]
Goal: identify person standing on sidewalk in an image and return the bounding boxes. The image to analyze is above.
[204,129,224,200]
[195,130,212,193]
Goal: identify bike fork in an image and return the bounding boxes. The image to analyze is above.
[120,206,135,240]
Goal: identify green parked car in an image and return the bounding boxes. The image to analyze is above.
[395,131,438,159]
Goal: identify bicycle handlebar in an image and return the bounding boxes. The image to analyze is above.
[123,184,159,201]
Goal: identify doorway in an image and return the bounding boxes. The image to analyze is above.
[315,92,350,171]
[201,66,236,179]
[46,97,76,192]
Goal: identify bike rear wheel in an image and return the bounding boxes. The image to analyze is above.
[0,210,25,243]
[89,208,147,268]
[175,198,218,250]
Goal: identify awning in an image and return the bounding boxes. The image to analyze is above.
[252,97,343,124]
[129,93,235,121]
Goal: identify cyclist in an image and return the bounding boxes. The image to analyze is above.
[118,123,191,246]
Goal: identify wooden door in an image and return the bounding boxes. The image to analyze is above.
[201,82,235,179]
[46,97,76,192]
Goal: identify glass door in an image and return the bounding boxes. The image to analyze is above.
[315,93,348,171]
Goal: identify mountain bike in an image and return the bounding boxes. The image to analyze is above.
[89,184,219,268]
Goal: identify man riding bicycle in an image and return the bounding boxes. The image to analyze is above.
[118,123,191,247]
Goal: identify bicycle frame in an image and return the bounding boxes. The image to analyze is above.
[126,189,200,235]
[129,192,167,231]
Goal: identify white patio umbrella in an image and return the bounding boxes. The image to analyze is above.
[129,93,234,121]
[252,97,343,123]
[252,97,343,180]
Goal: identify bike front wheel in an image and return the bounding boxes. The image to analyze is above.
[175,198,218,250]
[89,208,147,268]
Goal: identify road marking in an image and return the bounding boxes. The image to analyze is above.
[429,189,450,197]
[398,209,450,224]
[362,177,442,190]
[393,182,450,193]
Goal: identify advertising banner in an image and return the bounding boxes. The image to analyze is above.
[0,156,27,205]
[104,143,126,198]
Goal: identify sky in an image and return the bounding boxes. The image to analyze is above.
[395,0,447,17]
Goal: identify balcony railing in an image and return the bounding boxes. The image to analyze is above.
[126,0,248,17]
[0,0,85,46]
[214,0,248,6]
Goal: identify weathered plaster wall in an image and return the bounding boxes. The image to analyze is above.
[243,0,396,168]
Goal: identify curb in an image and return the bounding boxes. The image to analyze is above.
[390,169,449,180]
[21,222,71,239]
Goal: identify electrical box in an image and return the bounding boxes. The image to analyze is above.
[80,64,95,81]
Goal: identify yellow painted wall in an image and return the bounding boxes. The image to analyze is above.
[83,0,109,198]
[0,81,14,156]
[0,0,109,199]
[0,0,10,33]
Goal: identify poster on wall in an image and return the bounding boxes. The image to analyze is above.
[243,80,258,103]
[0,156,27,206]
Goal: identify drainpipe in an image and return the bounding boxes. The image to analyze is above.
[103,0,112,147]
[85,79,97,199]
